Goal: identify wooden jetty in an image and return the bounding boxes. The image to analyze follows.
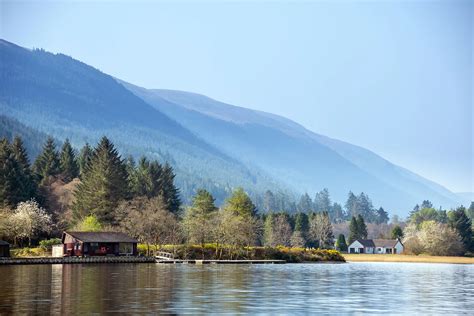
[155,259,287,264]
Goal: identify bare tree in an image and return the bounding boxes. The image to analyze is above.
[290,231,306,248]
[272,214,292,247]
[115,196,181,255]
[309,212,334,249]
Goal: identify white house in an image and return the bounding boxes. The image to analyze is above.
[348,239,404,254]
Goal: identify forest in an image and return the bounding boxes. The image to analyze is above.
[0,135,472,257]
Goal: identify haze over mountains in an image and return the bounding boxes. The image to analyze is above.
[0,39,466,216]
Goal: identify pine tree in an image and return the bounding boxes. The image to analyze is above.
[59,139,79,182]
[183,189,217,245]
[345,191,358,217]
[357,192,374,221]
[73,136,129,223]
[224,187,257,217]
[159,163,180,214]
[348,216,359,244]
[148,161,163,197]
[448,206,472,252]
[357,214,368,239]
[332,202,346,223]
[263,212,275,246]
[263,190,276,212]
[297,193,313,213]
[294,212,309,233]
[0,138,23,208]
[33,137,60,182]
[467,202,474,222]
[11,136,36,201]
[335,234,348,252]
[375,207,389,224]
[78,143,93,177]
[421,200,433,209]
[391,225,403,239]
[314,188,331,213]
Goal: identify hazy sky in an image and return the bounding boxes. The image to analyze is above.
[1,0,472,192]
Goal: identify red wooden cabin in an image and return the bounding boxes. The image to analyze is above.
[61,231,138,257]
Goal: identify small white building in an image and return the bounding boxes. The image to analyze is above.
[348,239,404,254]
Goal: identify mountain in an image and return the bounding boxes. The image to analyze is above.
[0,39,283,204]
[121,84,464,215]
[0,39,464,215]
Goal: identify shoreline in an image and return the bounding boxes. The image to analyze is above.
[0,257,347,265]
[343,254,474,264]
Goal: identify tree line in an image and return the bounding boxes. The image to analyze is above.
[261,188,389,225]
[402,202,473,256]
[1,135,472,257]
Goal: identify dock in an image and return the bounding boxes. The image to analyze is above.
[0,256,286,265]
[155,259,287,264]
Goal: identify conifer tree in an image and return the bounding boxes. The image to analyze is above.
[348,216,359,244]
[345,191,359,217]
[33,136,60,182]
[78,143,93,177]
[263,212,275,246]
[59,139,79,182]
[159,163,180,214]
[297,193,313,213]
[335,234,348,252]
[0,138,23,208]
[391,225,403,239]
[73,136,129,223]
[11,136,37,201]
[448,206,472,252]
[357,214,368,239]
[148,160,163,197]
[183,189,217,245]
[224,187,257,217]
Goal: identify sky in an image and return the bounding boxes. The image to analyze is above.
[1,0,473,193]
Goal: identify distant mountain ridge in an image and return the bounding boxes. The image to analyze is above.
[0,39,466,215]
[122,84,466,214]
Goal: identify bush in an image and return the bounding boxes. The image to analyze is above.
[11,247,48,258]
[39,238,62,250]
[140,244,345,262]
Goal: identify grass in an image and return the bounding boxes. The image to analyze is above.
[343,253,474,264]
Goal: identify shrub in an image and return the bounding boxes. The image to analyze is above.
[39,238,62,250]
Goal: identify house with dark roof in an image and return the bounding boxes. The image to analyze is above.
[348,239,404,254]
[0,240,10,257]
[61,231,138,257]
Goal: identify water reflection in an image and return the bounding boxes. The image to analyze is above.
[0,263,473,314]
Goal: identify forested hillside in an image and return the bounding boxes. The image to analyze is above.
[0,39,285,205]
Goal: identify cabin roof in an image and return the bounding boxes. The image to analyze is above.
[62,231,138,243]
[354,239,400,248]
[373,239,400,248]
[0,240,9,246]
[357,239,375,247]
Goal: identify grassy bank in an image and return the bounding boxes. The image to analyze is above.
[9,245,345,263]
[343,254,474,264]
[140,244,345,263]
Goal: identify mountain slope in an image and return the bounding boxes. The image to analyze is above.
[0,39,284,204]
[122,84,464,215]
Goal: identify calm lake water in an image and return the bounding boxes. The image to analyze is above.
[0,262,473,314]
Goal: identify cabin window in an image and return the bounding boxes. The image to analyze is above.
[119,243,133,254]
[91,242,98,247]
